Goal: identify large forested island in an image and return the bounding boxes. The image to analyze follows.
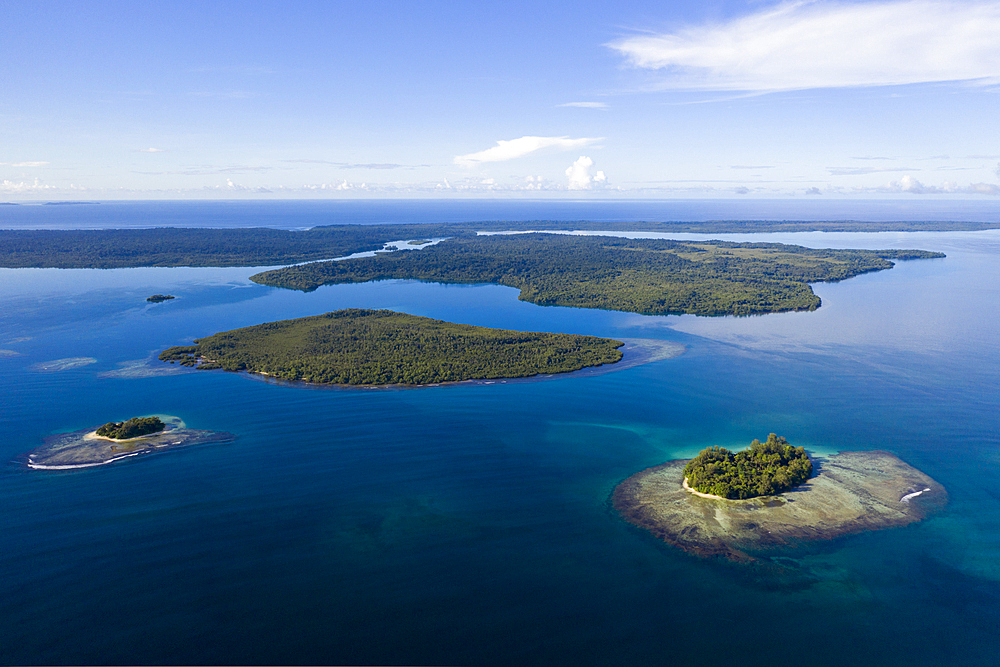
[683,434,813,499]
[250,234,943,316]
[614,450,946,562]
[159,308,624,386]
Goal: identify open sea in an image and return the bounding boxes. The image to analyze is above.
[1,200,999,666]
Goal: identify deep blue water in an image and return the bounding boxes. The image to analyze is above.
[3,197,1000,229]
[1,202,1000,665]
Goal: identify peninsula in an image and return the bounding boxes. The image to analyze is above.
[613,450,946,562]
[26,415,235,469]
[159,308,625,386]
[249,234,944,317]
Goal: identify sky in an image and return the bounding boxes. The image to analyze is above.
[3,0,1000,200]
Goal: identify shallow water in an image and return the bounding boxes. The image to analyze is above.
[1,208,999,665]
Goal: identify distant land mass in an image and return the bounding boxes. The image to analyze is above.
[251,234,944,317]
[159,308,625,386]
[0,220,974,268]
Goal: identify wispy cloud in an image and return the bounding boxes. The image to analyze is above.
[608,1,1000,91]
[828,166,918,175]
[731,165,775,170]
[455,136,602,167]
[5,161,50,167]
[281,159,407,169]
[557,102,608,109]
[138,148,166,153]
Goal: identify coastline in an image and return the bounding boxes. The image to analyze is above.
[205,337,684,391]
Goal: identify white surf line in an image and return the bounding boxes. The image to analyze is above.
[900,487,931,503]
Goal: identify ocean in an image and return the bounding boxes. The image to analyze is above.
[1,201,999,665]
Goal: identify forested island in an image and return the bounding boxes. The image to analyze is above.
[683,434,813,499]
[614,450,946,562]
[159,308,624,386]
[250,234,943,317]
[96,416,165,440]
[146,294,175,303]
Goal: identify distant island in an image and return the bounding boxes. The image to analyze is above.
[614,450,946,562]
[159,308,624,386]
[683,434,813,499]
[250,234,945,317]
[146,294,175,303]
[25,415,235,469]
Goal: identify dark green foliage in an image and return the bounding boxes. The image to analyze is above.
[682,434,813,499]
[158,308,624,386]
[250,234,944,317]
[0,225,467,268]
[95,416,165,440]
[146,294,175,303]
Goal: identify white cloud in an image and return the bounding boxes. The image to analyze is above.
[138,148,166,153]
[455,136,601,167]
[805,187,823,195]
[995,162,1000,179]
[1,178,59,193]
[11,161,50,167]
[565,156,607,190]
[557,102,608,109]
[608,1,1000,91]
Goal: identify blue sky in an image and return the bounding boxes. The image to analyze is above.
[3,0,1000,200]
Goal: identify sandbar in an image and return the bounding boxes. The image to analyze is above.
[613,450,946,562]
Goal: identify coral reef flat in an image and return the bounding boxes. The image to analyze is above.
[613,451,947,562]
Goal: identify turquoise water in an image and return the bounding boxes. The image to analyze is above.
[1,212,999,664]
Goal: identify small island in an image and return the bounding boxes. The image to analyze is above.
[25,415,234,469]
[159,308,625,386]
[614,449,946,562]
[683,434,813,499]
[146,294,175,303]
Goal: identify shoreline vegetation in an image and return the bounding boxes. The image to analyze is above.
[681,434,813,499]
[614,450,947,562]
[95,416,165,440]
[159,308,625,387]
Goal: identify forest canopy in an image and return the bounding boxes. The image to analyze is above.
[95,416,165,440]
[682,434,813,500]
[159,308,624,386]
